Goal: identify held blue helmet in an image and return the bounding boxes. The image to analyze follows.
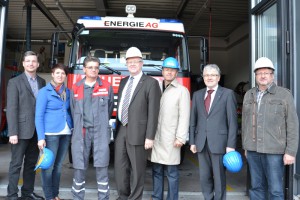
[162,57,180,69]
[223,151,243,173]
[34,148,55,171]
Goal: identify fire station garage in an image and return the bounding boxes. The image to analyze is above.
[1,0,300,199]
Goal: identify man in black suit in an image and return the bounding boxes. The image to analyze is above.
[114,47,161,200]
[6,51,46,200]
[190,64,238,200]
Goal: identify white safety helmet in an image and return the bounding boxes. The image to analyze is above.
[254,57,275,72]
[125,47,142,59]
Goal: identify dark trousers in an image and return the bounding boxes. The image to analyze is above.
[197,143,226,200]
[7,134,39,199]
[114,125,148,200]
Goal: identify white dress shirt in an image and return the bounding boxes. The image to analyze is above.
[204,85,219,113]
[118,71,143,121]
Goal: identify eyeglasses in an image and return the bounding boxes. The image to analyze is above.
[126,60,142,66]
[203,74,219,78]
[84,66,99,70]
[255,72,273,76]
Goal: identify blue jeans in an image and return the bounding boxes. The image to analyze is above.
[152,163,179,200]
[247,151,284,200]
[41,135,71,200]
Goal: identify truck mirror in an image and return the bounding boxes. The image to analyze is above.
[187,36,209,74]
[199,37,209,72]
[72,23,85,38]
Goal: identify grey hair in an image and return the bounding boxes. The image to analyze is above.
[203,64,221,75]
[23,51,38,61]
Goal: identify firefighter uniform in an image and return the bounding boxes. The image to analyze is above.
[70,77,113,200]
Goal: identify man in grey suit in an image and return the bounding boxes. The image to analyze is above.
[114,47,161,200]
[190,64,238,200]
[6,51,46,200]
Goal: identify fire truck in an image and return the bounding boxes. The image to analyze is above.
[51,5,207,143]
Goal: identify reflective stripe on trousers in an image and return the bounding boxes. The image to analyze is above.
[72,168,109,200]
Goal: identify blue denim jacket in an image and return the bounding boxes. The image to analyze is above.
[242,83,299,157]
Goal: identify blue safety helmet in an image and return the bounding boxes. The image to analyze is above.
[162,57,180,70]
[34,148,54,171]
[223,151,243,173]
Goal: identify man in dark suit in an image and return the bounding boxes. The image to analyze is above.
[6,51,46,200]
[189,64,238,200]
[114,47,161,200]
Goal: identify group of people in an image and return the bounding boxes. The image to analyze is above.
[5,47,299,200]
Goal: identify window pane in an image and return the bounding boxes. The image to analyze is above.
[73,30,188,72]
[257,3,278,81]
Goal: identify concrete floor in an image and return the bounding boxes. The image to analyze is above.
[0,141,249,200]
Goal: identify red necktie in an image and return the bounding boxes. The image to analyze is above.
[204,90,214,113]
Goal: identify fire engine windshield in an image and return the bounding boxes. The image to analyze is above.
[72,29,189,74]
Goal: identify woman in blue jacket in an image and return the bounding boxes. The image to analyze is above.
[35,63,73,200]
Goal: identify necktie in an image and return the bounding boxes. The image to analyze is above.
[121,77,134,125]
[204,90,214,113]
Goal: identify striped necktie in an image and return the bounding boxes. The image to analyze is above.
[121,77,134,125]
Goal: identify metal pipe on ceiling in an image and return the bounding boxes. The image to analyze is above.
[33,0,71,40]
[187,0,210,34]
[176,0,190,18]
[56,0,75,26]
[26,0,32,51]
[95,0,107,16]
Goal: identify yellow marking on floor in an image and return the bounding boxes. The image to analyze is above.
[18,179,23,185]
[187,154,235,192]
[18,168,41,185]
[226,184,234,191]
[187,154,199,167]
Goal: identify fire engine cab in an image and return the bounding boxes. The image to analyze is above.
[51,5,201,142]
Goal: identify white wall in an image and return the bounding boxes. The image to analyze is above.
[225,23,250,90]
[188,23,250,94]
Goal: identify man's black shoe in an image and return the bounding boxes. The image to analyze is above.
[21,193,44,200]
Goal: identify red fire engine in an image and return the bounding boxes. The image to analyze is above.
[51,5,206,142]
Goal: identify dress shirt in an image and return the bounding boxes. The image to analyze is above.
[256,82,273,110]
[118,71,143,121]
[25,72,38,98]
[204,85,219,113]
